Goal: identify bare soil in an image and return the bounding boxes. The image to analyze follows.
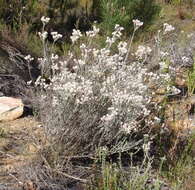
[0,117,42,190]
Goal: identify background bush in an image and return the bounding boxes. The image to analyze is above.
[0,0,98,36]
[99,0,161,34]
[0,0,160,40]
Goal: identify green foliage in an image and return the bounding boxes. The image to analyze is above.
[99,0,161,35]
[187,60,195,96]
[0,0,98,54]
[0,0,160,38]
[0,0,94,34]
[88,150,163,190]
[0,0,42,30]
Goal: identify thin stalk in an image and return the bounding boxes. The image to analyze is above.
[27,61,33,82]
[124,28,136,63]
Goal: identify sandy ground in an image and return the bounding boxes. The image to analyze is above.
[0,117,42,190]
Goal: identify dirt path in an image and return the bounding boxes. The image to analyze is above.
[0,117,42,190]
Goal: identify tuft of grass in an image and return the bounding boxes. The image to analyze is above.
[162,132,195,190]
[187,59,195,96]
[87,150,167,190]
[0,127,6,138]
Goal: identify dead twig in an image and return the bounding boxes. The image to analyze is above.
[53,169,88,184]
[9,173,23,186]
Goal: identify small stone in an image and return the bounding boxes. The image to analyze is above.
[156,87,166,95]
[175,76,186,87]
[0,97,24,122]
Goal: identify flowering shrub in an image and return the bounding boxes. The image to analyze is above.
[32,18,189,162]
[20,16,195,189]
[32,19,162,158]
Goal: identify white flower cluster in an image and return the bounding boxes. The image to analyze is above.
[41,16,50,24]
[118,41,128,55]
[70,29,83,43]
[159,61,166,70]
[163,23,175,34]
[182,56,190,63]
[106,24,124,46]
[160,51,169,58]
[135,45,152,59]
[38,31,48,41]
[50,54,60,72]
[39,23,156,136]
[35,76,49,89]
[86,25,100,37]
[38,17,62,42]
[24,54,34,62]
[133,19,143,30]
[51,32,63,42]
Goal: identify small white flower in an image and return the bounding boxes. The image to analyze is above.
[135,45,152,59]
[182,56,190,63]
[52,96,58,106]
[114,24,124,32]
[27,80,32,85]
[86,25,99,37]
[70,29,82,43]
[154,116,161,123]
[121,123,134,134]
[106,37,114,45]
[160,51,169,58]
[51,54,59,61]
[24,54,34,62]
[133,19,143,30]
[52,64,59,71]
[41,16,50,24]
[142,141,151,152]
[159,61,166,69]
[38,31,48,41]
[78,59,86,66]
[117,41,128,54]
[80,43,86,49]
[93,49,99,57]
[163,23,175,34]
[51,31,62,41]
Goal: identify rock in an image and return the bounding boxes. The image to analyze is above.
[152,95,165,103]
[0,97,24,122]
[175,72,187,87]
[155,87,166,95]
[23,181,37,190]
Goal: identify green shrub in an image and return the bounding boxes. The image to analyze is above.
[0,0,160,39]
[99,0,161,35]
[0,0,96,35]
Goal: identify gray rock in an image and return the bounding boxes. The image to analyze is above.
[0,97,24,122]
